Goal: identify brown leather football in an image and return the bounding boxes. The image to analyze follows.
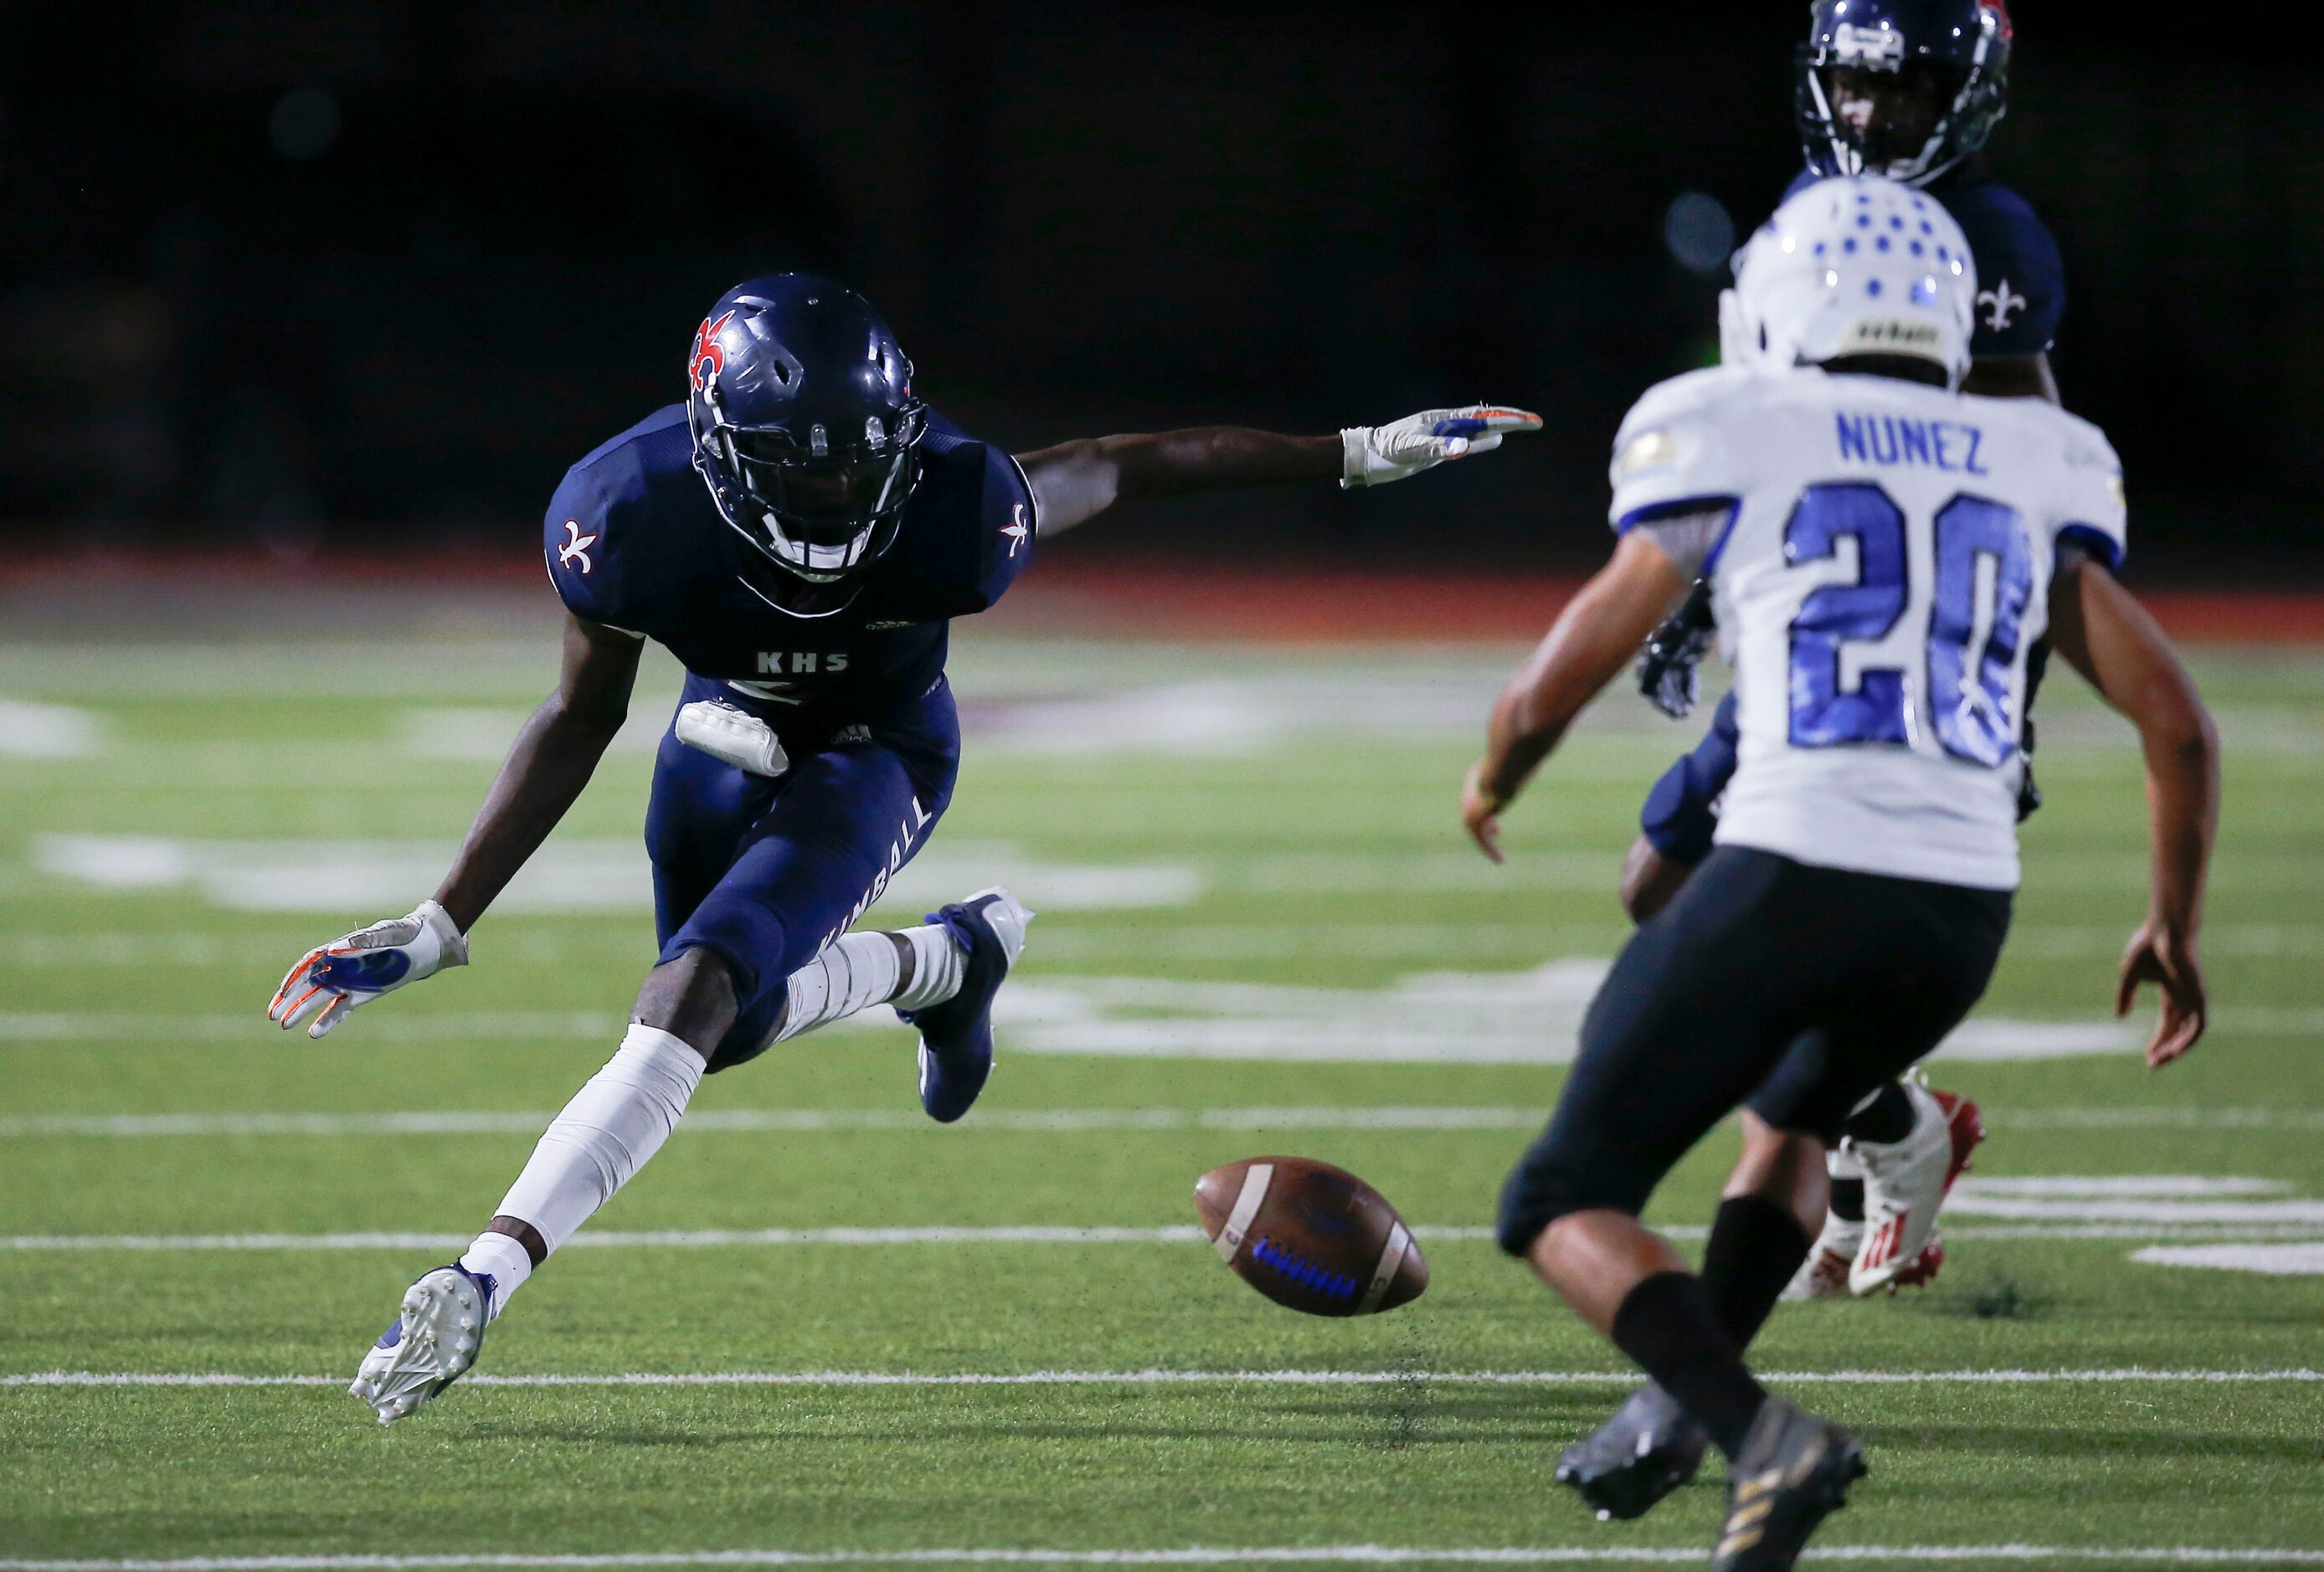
[1193,1155,1427,1317]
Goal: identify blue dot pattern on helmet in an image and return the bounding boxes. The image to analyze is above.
[1911,278,1937,305]
[1865,278,1884,297]
[1877,236,1892,252]
[1250,1236,1360,1302]
[1844,238,1859,254]
[1910,240,1925,256]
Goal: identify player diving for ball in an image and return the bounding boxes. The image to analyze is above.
[1462,176,2214,1569]
[265,272,1540,1425]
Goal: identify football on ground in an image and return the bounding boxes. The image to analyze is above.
[1195,1155,1427,1316]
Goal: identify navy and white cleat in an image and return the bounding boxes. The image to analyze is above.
[348,1264,493,1426]
[897,886,1032,1123]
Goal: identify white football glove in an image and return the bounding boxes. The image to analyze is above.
[1341,405,1542,489]
[267,900,468,1040]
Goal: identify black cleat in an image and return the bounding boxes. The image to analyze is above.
[1553,1381,1709,1521]
[1711,1398,1868,1571]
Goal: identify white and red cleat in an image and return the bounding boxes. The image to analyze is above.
[1782,1214,1864,1302]
[1886,1087,1985,1287]
[1849,1081,1986,1295]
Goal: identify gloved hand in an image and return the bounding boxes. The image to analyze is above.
[1341,405,1542,488]
[1637,580,1718,720]
[267,900,469,1040]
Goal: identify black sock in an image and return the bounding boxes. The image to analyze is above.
[1829,1177,1866,1223]
[1699,1195,1814,1349]
[1843,1081,1915,1144]
[1609,1271,1766,1458]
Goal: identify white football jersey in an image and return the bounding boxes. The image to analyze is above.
[1609,365,2127,891]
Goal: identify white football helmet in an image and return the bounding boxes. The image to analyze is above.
[1720,175,1977,388]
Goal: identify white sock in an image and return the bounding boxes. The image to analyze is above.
[891,922,964,1011]
[771,932,902,1044]
[478,1024,704,1320]
[772,926,962,1043]
[458,1231,534,1323]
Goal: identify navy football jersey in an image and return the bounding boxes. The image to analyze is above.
[544,405,1036,730]
[1784,167,2064,358]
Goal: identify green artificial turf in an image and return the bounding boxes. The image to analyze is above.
[3,634,2321,1564]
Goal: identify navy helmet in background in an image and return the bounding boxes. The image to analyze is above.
[685,274,929,585]
[1797,0,2013,186]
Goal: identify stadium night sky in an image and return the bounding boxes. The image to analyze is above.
[0,2,2315,572]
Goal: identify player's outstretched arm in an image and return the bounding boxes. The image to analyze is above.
[2047,557,2219,1067]
[1463,533,1688,862]
[1017,405,1540,537]
[266,614,642,1040]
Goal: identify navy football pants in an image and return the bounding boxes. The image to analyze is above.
[1496,846,2010,1256]
[645,676,959,1072]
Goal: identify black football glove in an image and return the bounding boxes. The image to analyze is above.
[1637,579,1717,720]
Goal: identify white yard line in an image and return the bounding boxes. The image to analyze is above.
[0,1012,630,1044]
[2135,1245,2324,1277]
[0,699,104,758]
[1998,1108,2324,1129]
[0,1004,2190,1059]
[0,1226,1218,1251]
[4,1544,2323,1568]
[9,1106,2324,1139]
[0,1107,1550,1138]
[5,1367,2318,1391]
[10,1222,2324,1252]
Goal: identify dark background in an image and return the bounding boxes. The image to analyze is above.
[3,2,2317,578]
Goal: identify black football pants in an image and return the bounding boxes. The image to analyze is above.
[1497,845,2010,1256]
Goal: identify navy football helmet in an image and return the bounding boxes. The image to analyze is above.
[1797,0,2012,187]
[686,274,928,587]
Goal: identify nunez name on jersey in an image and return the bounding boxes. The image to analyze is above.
[1608,365,2126,891]
[543,404,1036,729]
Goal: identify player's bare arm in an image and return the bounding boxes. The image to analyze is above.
[1463,533,1687,861]
[434,614,643,930]
[1021,405,1541,536]
[2046,554,2219,1066]
[267,612,642,1039]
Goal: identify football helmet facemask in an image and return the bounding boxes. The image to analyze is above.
[1797,0,2012,188]
[686,274,928,588]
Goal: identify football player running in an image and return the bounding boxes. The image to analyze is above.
[1560,0,2066,1523]
[1463,177,2214,1569]
[1561,0,2054,1523]
[1649,0,2061,1298]
[267,272,1539,1425]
